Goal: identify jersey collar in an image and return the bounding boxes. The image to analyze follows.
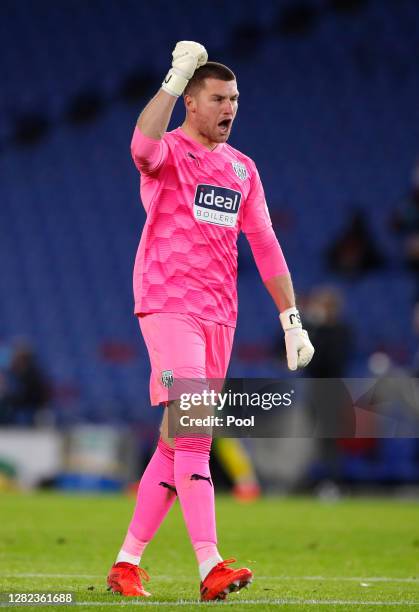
[175,127,225,154]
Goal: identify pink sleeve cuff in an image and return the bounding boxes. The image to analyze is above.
[246,226,289,281]
[130,126,166,174]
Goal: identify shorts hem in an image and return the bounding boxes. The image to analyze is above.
[134,307,236,329]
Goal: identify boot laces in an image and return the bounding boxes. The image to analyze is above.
[126,565,150,584]
[217,558,236,570]
[139,567,150,582]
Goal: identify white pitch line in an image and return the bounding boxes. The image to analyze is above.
[2,600,418,608]
[4,573,418,584]
[69,599,419,607]
[4,574,101,579]
[260,576,419,584]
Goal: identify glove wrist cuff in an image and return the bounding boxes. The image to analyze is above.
[162,68,189,97]
[280,307,302,331]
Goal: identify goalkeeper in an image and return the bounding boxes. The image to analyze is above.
[107,41,314,601]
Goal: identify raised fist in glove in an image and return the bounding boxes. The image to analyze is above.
[280,307,314,371]
[162,41,208,97]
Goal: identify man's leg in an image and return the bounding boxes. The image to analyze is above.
[174,433,222,579]
[109,313,208,596]
[116,436,176,566]
[164,400,221,579]
[108,313,183,596]
[116,400,178,566]
[163,398,252,600]
[192,320,252,599]
[107,432,176,597]
[161,402,221,579]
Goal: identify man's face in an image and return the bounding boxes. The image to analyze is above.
[185,78,239,144]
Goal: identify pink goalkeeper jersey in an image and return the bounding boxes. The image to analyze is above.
[131,126,272,327]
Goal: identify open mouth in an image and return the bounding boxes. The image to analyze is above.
[218,118,232,132]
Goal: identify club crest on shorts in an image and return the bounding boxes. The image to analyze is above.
[161,369,174,388]
[232,161,248,181]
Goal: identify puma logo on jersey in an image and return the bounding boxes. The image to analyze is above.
[193,184,242,227]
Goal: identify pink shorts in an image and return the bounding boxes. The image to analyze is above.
[138,313,235,406]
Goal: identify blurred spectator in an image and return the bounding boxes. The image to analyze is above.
[272,286,353,374]
[0,341,51,426]
[303,287,355,494]
[272,287,356,493]
[303,286,353,378]
[326,209,385,278]
[213,438,261,502]
[362,348,419,433]
[391,159,419,285]
[0,344,13,424]
[412,302,419,377]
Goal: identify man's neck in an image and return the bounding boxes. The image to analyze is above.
[181,122,218,151]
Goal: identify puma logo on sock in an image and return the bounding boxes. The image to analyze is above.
[159,481,177,494]
[190,474,212,486]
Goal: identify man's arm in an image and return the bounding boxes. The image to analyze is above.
[245,227,314,371]
[138,40,207,138]
[138,40,207,139]
[241,164,314,371]
[264,273,295,313]
[131,41,207,172]
[137,90,178,140]
[265,272,314,369]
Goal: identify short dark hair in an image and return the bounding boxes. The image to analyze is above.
[184,61,236,96]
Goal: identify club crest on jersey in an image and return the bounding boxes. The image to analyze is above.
[193,184,242,227]
[232,161,248,181]
[161,370,174,388]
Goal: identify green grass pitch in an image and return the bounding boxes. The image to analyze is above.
[1,492,418,611]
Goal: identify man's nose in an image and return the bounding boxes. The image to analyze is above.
[222,99,234,114]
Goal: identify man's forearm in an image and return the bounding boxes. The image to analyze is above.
[137,89,178,140]
[268,273,314,371]
[264,273,296,313]
[136,41,207,141]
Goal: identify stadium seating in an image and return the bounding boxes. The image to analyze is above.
[0,0,418,476]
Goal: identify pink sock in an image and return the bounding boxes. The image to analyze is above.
[117,438,176,564]
[174,437,221,573]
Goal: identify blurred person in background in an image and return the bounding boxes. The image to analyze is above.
[0,341,51,427]
[326,209,385,278]
[272,287,354,494]
[413,302,419,376]
[304,287,353,378]
[213,438,260,502]
[303,287,355,496]
[0,343,12,423]
[391,159,419,296]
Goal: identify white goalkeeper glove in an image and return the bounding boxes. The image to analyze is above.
[162,41,208,97]
[280,307,314,371]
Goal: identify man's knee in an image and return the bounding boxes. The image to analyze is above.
[162,398,214,440]
[160,402,178,448]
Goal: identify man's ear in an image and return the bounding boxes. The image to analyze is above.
[184,93,196,114]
